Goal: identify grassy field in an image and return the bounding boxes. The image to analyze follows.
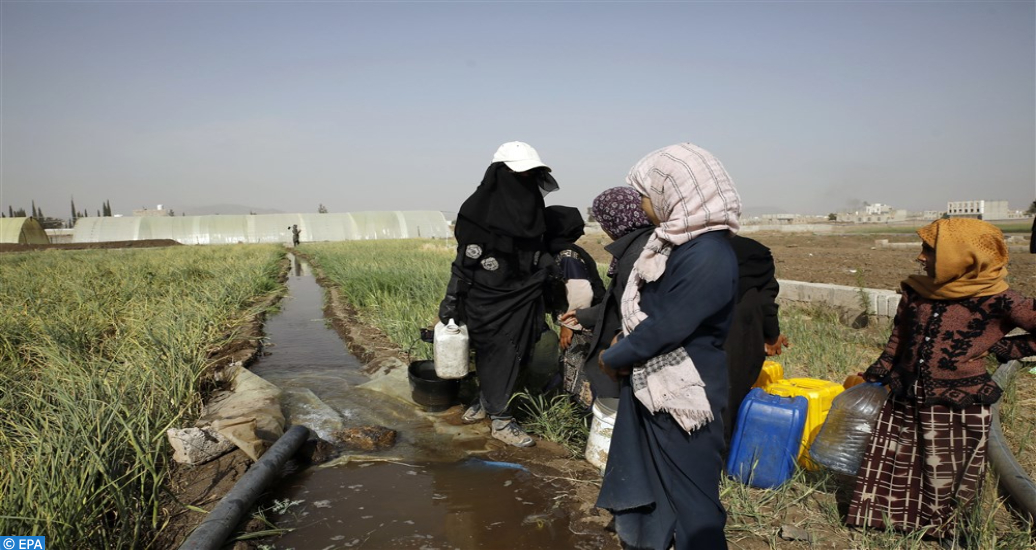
[304,240,456,360]
[307,238,1034,549]
[0,245,284,548]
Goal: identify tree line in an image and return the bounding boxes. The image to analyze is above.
[1,198,114,229]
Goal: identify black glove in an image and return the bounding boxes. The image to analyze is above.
[438,274,465,324]
[439,295,459,325]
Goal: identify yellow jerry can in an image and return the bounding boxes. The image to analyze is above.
[764,377,845,469]
[752,360,784,389]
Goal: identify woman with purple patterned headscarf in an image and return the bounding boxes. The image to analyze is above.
[559,186,654,406]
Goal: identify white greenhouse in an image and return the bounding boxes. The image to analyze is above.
[72,212,452,245]
[0,217,51,244]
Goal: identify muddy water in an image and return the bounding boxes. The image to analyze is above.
[249,255,601,549]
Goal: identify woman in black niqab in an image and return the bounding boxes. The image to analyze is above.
[439,160,558,447]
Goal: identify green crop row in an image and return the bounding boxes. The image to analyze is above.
[303,240,456,360]
[0,245,284,548]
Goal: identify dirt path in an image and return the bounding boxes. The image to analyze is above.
[0,239,183,252]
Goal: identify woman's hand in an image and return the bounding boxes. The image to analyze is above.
[765,334,791,356]
[559,326,574,350]
[559,310,578,325]
[598,349,631,382]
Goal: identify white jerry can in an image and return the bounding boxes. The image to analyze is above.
[433,319,469,379]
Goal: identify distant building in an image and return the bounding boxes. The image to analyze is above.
[946,200,1009,220]
[742,213,826,225]
[44,228,75,244]
[133,204,173,217]
[836,209,908,224]
[865,203,892,215]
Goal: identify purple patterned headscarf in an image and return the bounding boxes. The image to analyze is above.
[591,186,652,276]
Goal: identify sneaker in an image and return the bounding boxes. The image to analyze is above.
[461,401,486,424]
[491,418,535,448]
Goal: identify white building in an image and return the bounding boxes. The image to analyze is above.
[133,204,173,218]
[836,209,908,224]
[946,200,1009,220]
[865,203,892,215]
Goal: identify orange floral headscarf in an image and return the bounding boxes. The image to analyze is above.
[903,218,1009,300]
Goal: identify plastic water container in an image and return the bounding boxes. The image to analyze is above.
[727,388,808,489]
[433,319,469,379]
[764,378,845,469]
[585,397,618,474]
[809,382,889,475]
[752,360,784,388]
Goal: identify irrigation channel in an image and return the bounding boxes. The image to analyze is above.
[246,255,611,549]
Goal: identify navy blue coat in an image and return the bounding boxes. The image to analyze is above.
[596,231,738,550]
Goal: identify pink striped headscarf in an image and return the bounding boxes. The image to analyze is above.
[620,142,741,432]
[627,142,742,282]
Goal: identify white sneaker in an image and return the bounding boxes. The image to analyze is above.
[491,419,534,447]
[462,401,486,424]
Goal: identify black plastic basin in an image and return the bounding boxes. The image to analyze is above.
[408,360,460,412]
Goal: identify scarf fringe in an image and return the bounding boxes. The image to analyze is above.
[634,358,713,433]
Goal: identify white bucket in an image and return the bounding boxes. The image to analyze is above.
[585,397,619,473]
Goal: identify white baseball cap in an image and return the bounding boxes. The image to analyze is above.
[492,141,550,173]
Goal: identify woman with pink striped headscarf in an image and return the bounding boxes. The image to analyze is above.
[596,143,741,550]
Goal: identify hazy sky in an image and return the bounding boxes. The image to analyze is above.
[2,1,1033,219]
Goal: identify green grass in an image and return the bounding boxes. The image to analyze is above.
[510,390,591,456]
[774,304,891,381]
[0,245,284,548]
[303,240,455,361]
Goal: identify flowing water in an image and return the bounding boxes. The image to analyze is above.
[248,255,606,549]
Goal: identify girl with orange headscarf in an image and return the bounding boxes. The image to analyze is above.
[847,218,1036,547]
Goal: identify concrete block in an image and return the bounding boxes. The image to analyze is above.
[167,426,236,465]
[777,280,901,321]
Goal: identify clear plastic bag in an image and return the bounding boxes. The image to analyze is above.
[809,382,889,475]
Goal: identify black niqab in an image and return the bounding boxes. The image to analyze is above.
[455,162,556,253]
[543,205,606,305]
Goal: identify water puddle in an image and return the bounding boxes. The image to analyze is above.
[249,255,604,549]
[263,458,594,549]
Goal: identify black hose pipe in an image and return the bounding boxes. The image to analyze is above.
[178,425,311,550]
[989,360,1036,520]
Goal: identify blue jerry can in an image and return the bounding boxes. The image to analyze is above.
[726,387,808,489]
